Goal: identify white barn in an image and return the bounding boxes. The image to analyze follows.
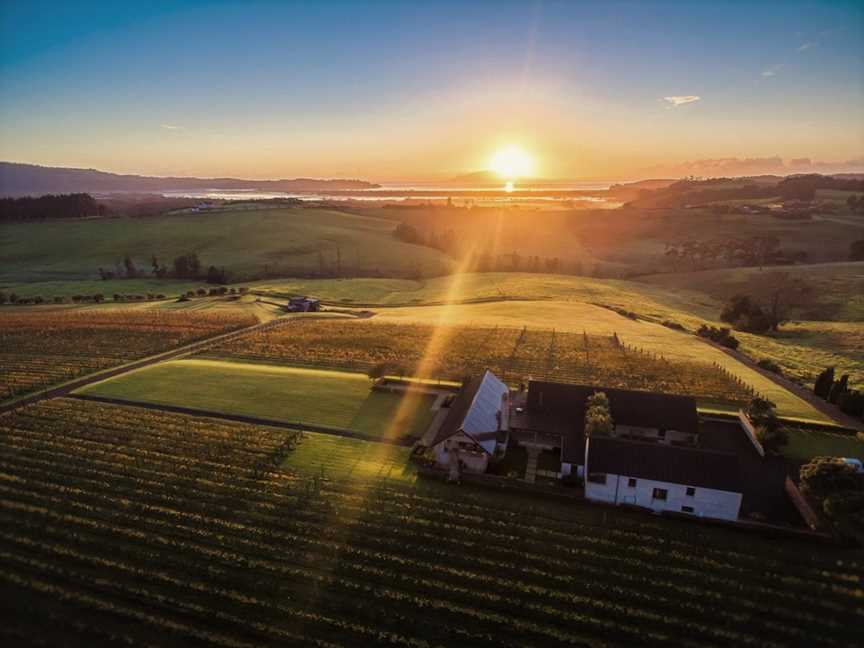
[584,436,743,521]
[430,370,510,475]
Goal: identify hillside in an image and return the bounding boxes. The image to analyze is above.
[0,206,453,282]
[0,162,379,196]
[638,262,864,322]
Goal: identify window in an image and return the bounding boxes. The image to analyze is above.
[681,506,694,514]
[587,473,607,485]
[657,429,666,439]
[652,488,668,501]
[686,487,696,497]
[627,478,637,488]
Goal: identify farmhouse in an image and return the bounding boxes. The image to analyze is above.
[429,370,510,476]
[584,437,743,521]
[509,380,700,478]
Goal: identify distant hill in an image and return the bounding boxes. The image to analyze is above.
[0,162,380,196]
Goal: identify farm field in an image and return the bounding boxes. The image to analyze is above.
[0,309,257,401]
[639,261,864,322]
[365,304,828,421]
[737,321,864,385]
[0,397,861,647]
[203,319,759,412]
[78,359,437,442]
[0,207,454,283]
[282,431,413,480]
[783,426,864,465]
[251,271,720,322]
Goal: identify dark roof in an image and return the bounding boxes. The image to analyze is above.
[513,382,699,465]
[527,382,699,435]
[587,436,742,492]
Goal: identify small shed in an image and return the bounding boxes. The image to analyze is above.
[287,296,321,312]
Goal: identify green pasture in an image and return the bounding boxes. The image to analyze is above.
[76,359,437,441]
[0,206,453,283]
[282,431,413,480]
[784,427,864,464]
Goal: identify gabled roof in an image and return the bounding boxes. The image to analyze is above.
[587,436,742,493]
[527,381,699,436]
[431,370,508,454]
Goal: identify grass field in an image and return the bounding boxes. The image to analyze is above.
[282,431,413,480]
[0,309,256,402]
[639,262,864,322]
[0,207,453,283]
[77,359,437,441]
[0,397,860,646]
[784,427,864,465]
[366,302,828,421]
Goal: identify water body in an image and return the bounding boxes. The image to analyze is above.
[162,180,624,205]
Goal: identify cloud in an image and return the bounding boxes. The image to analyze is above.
[662,95,700,107]
[160,124,184,131]
[761,64,784,77]
[796,41,813,52]
[639,156,864,178]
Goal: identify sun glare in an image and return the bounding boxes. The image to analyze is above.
[488,145,535,180]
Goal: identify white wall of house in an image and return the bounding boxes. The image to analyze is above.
[585,473,741,521]
[433,432,490,473]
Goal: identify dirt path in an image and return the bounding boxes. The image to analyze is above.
[68,393,413,446]
[706,339,863,431]
[0,317,288,415]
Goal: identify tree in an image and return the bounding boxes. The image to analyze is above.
[746,271,814,331]
[814,367,835,400]
[746,397,786,454]
[173,252,201,279]
[828,374,849,404]
[800,457,862,500]
[584,392,613,437]
[123,255,138,279]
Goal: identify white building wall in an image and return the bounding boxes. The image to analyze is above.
[433,432,490,473]
[559,463,585,478]
[585,473,742,521]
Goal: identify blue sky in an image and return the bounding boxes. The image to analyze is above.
[1,0,862,179]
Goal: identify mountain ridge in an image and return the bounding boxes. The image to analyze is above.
[0,162,380,196]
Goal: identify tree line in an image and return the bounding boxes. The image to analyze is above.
[0,193,107,222]
[813,367,864,420]
[98,252,229,284]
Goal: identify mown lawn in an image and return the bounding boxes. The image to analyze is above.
[77,359,436,441]
[784,427,864,464]
[282,431,414,480]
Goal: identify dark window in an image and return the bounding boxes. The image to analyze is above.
[681,506,694,514]
[627,478,637,488]
[587,473,607,485]
[652,488,668,501]
[686,487,696,497]
[657,429,666,438]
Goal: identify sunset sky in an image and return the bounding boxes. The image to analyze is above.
[1,0,862,181]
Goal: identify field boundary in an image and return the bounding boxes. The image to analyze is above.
[703,339,864,431]
[0,317,289,413]
[68,393,414,446]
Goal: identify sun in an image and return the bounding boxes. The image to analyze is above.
[488,145,535,180]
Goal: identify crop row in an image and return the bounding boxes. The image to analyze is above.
[1,399,861,646]
[0,309,257,399]
[203,320,753,406]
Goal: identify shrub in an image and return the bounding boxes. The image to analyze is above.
[757,358,782,374]
[697,325,739,349]
[661,320,685,331]
[800,458,862,500]
[814,367,835,399]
